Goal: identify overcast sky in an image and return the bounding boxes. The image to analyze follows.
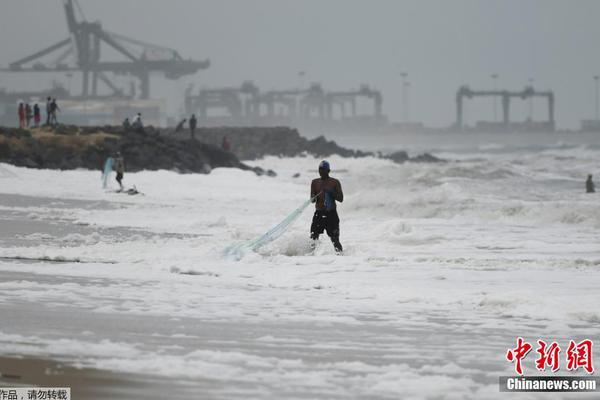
[1,0,599,128]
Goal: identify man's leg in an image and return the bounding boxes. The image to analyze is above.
[310,211,325,248]
[325,210,343,252]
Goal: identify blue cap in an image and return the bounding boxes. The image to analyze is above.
[319,160,330,170]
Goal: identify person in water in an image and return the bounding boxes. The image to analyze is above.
[115,152,125,191]
[310,160,344,252]
[586,174,595,193]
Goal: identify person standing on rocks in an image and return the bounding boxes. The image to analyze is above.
[222,135,231,151]
[49,98,60,125]
[17,102,25,128]
[33,103,41,127]
[45,97,52,125]
[310,160,344,253]
[132,113,143,131]
[115,152,125,191]
[25,103,33,127]
[122,117,131,130]
[189,114,197,139]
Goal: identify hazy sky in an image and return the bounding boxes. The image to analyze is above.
[1,0,599,128]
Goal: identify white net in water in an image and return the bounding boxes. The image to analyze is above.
[102,157,114,189]
[224,196,316,260]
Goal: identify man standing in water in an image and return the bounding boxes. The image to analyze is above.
[310,160,344,252]
[586,174,595,193]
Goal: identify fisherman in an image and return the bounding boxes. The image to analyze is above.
[45,97,52,125]
[175,118,187,133]
[586,174,595,193]
[122,117,131,130]
[310,160,344,252]
[33,103,41,127]
[17,102,25,128]
[114,152,125,191]
[189,114,197,139]
[49,98,60,125]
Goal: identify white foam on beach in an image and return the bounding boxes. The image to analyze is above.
[0,138,599,398]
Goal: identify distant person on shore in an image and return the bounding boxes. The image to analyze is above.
[122,117,131,130]
[132,113,144,132]
[17,102,25,128]
[175,118,187,133]
[115,152,125,191]
[586,174,595,193]
[222,135,231,151]
[45,97,52,125]
[310,160,344,253]
[25,103,33,127]
[49,98,60,125]
[189,114,197,139]
[33,103,41,127]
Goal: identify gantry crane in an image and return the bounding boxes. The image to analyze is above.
[325,84,382,119]
[456,86,554,130]
[2,0,209,99]
[184,81,259,119]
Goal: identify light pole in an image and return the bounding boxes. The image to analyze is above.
[404,81,411,124]
[528,77,534,121]
[491,73,498,122]
[594,75,599,121]
[400,71,408,124]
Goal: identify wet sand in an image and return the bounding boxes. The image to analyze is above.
[0,356,198,400]
[0,193,207,248]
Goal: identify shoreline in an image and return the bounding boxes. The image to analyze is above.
[0,356,197,400]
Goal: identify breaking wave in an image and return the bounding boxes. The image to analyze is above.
[344,146,600,228]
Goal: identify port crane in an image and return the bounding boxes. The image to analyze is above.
[3,0,209,99]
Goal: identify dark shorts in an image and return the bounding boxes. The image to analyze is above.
[310,209,340,239]
[116,172,123,182]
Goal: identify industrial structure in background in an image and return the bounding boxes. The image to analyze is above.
[0,0,209,126]
[455,86,555,132]
[0,1,584,133]
[184,82,386,132]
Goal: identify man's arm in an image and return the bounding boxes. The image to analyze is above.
[335,180,344,202]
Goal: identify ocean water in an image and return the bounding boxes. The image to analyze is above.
[0,132,599,399]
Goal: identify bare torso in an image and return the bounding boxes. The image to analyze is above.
[311,177,343,210]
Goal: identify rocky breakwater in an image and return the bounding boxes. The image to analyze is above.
[0,125,273,175]
[169,126,443,163]
[0,125,443,175]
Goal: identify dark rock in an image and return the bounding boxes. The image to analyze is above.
[409,153,444,163]
[387,151,409,164]
[384,150,444,164]
[17,156,39,169]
